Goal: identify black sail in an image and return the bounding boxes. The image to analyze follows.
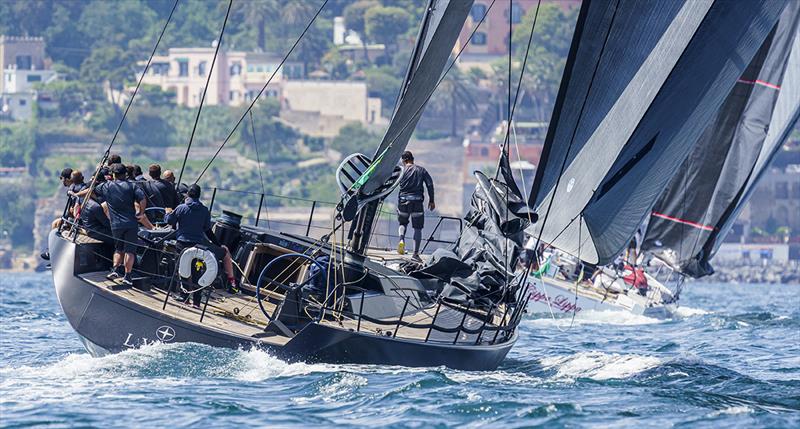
[642,3,800,277]
[526,0,787,265]
[359,0,473,195]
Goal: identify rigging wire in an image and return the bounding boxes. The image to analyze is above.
[194,0,330,184]
[177,0,233,186]
[75,0,179,218]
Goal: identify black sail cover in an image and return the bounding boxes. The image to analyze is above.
[642,2,800,278]
[359,0,473,196]
[525,0,788,265]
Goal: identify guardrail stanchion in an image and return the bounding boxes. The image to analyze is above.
[255,194,265,227]
[425,301,442,342]
[453,302,471,344]
[209,187,217,213]
[306,201,316,236]
[356,290,365,332]
[393,296,410,338]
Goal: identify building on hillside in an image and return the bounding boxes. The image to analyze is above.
[0,35,57,121]
[332,17,386,63]
[138,45,304,107]
[461,121,544,212]
[279,80,385,138]
[456,0,580,71]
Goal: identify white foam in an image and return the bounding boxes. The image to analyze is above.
[229,348,338,382]
[539,351,662,381]
[708,406,754,417]
[672,306,710,318]
[526,309,662,327]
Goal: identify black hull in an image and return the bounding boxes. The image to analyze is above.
[49,231,515,370]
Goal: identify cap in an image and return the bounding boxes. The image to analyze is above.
[60,168,73,179]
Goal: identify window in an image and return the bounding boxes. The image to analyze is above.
[472,32,487,46]
[229,91,239,101]
[26,74,41,82]
[16,55,32,70]
[152,63,169,75]
[178,60,189,77]
[19,99,26,106]
[775,182,789,199]
[198,61,207,76]
[230,62,242,76]
[480,147,489,157]
[5,73,11,82]
[508,4,524,23]
[470,3,487,21]
[792,182,800,199]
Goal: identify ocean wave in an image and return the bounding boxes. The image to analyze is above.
[525,309,664,327]
[672,306,711,318]
[538,351,662,381]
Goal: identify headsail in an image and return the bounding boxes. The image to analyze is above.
[359,0,473,196]
[642,3,800,277]
[526,0,787,265]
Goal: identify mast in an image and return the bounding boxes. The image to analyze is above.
[526,0,788,265]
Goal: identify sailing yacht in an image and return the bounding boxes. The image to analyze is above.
[523,0,797,318]
[47,0,791,369]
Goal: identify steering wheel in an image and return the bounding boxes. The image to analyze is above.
[255,253,326,321]
[145,207,168,227]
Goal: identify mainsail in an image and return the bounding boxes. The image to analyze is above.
[359,0,473,196]
[642,2,800,277]
[525,0,788,265]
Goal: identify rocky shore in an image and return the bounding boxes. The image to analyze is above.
[702,260,800,284]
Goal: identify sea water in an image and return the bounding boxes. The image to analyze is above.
[1,272,798,427]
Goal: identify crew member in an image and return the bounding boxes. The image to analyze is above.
[142,164,178,210]
[50,168,75,230]
[165,184,238,304]
[396,151,435,260]
[80,175,113,245]
[91,163,147,287]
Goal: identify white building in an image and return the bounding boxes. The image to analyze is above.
[138,46,304,108]
[0,35,56,121]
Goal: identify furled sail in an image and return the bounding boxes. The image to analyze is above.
[525,0,788,265]
[358,0,473,195]
[642,3,800,278]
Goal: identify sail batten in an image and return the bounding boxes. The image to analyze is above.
[526,0,788,265]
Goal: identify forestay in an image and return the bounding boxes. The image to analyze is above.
[526,0,788,265]
[359,0,473,195]
[642,3,800,277]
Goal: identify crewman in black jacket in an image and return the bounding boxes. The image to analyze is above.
[396,151,435,260]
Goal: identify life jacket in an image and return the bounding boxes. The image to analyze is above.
[622,264,648,289]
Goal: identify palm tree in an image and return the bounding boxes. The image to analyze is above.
[432,69,478,138]
[232,0,277,52]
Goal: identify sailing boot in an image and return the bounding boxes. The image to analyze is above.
[121,273,134,288]
[397,240,406,255]
[107,265,124,281]
[227,277,240,294]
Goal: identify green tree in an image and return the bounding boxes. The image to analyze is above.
[430,69,478,138]
[364,67,401,115]
[0,181,36,249]
[232,0,276,52]
[365,6,411,64]
[331,122,378,157]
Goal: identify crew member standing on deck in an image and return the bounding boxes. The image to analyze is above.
[92,163,147,287]
[396,151,435,260]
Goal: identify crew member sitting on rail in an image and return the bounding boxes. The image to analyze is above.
[165,184,238,295]
[396,150,435,261]
[80,174,113,245]
[90,163,147,287]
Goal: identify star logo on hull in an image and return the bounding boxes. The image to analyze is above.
[155,326,176,342]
